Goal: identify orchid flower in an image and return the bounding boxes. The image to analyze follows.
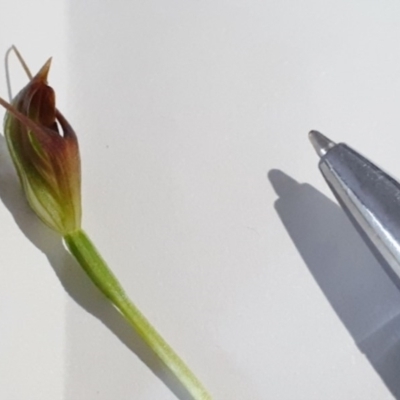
[0,47,211,400]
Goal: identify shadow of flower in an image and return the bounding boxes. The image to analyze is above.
[0,133,193,400]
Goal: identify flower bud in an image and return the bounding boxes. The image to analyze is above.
[0,59,81,234]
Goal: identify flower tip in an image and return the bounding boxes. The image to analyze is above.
[34,57,52,83]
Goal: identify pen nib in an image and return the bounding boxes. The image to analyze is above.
[309,130,336,158]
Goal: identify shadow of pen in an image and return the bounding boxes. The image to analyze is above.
[269,169,400,399]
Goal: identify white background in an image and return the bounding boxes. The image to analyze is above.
[1,1,400,399]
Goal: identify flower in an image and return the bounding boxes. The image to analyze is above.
[0,59,81,234]
[0,53,212,400]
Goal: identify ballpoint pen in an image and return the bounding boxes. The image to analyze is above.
[309,130,400,289]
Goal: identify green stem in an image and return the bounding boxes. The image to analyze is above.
[63,228,212,400]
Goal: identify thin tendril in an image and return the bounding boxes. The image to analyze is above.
[5,45,33,101]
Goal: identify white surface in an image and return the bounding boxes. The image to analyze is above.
[1,1,400,399]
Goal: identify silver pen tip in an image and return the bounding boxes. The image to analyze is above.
[308,130,336,158]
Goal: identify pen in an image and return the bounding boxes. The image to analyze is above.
[309,130,400,289]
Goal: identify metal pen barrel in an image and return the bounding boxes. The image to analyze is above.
[309,131,400,287]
